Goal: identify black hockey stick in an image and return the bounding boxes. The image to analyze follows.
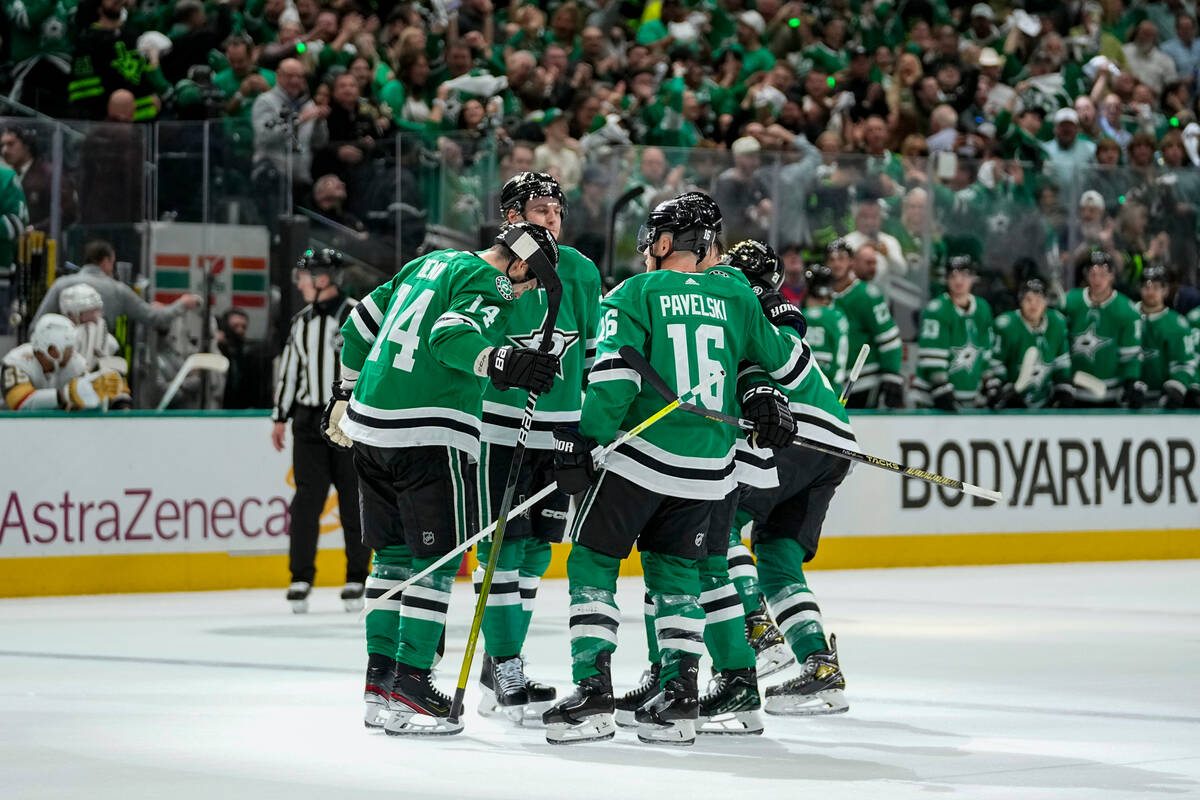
[603,185,644,290]
[618,346,1005,504]
[448,242,564,725]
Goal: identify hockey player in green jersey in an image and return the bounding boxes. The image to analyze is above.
[323,222,562,737]
[913,257,996,411]
[829,239,905,408]
[1137,267,1196,409]
[801,263,850,394]
[1188,306,1200,407]
[1060,251,1145,408]
[543,193,807,747]
[473,172,603,724]
[988,279,1073,409]
[720,239,858,718]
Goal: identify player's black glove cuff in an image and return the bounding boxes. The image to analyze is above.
[880,378,905,409]
[1051,384,1075,409]
[758,291,807,336]
[741,384,796,450]
[986,379,1017,410]
[932,389,958,412]
[553,427,599,495]
[1186,386,1200,409]
[1122,379,1147,410]
[487,345,559,394]
[320,380,354,449]
[1163,381,1186,409]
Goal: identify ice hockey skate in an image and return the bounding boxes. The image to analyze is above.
[745,602,794,678]
[543,653,615,745]
[614,662,660,728]
[384,665,464,736]
[340,582,365,612]
[286,581,311,614]
[363,655,395,729]
[478,654,558,726]
[697,667,764,735]
[764,634,849,716]
[635,657,699,746]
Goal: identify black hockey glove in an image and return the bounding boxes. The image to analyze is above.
[321,381,354,449]
[1187,386,1200,409]
[985,379,1018,410]
[741,384,796,450]
[1122,379,1148,410]
[1051,384,1075,409]
[880,378,905,409]
[931,386,958,412]
[1163,382,1186,410]
[487,345,559,394]
[553,427,599,495]
[758,291,807,336]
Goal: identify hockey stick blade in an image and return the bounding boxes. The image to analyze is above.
[1072,371,1108,400]
[1013,346,1039,392]
[839,344,870,405]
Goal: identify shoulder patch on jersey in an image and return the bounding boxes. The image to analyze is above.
[996,313,1011,328]
[495,275,515,301]
[708,269,731,279]
[864,283,883,298]
[925,298,942,311]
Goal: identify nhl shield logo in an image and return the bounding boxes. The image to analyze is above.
[495,275,515,301]
[694,532,704,546]
[422,531,435,546]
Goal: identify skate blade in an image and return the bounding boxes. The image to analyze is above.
[363,698,391,729]
[697,710,764,736]
[614,708,638,728]
[755,644,795,679]
[288,599,309,614]
[764,688,849,717]
[636,718,696,746]
[343,597,365,612]
[383,710,464,736]
[509,699,555,728]
[545,715,616,745]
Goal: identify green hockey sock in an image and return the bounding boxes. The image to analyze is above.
[566,544,621,683]
[365,547,411,659]
[699,553,755,671]
[395,550,457,670]
[517,538,553,644]
[727,512,761,614]
[474,537,526,660]
[642,552,704,684]
[755,538,828,662]
[641,590,660,664]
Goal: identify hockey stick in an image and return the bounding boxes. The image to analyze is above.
[619,346,1006,504]
[1013,347,1040,392]
[156,353,230,410]
[839,344,870,406]
[1072,371,1108,400]
[603,186,644,291]
[360,366,727,621]
[447,241,564,725]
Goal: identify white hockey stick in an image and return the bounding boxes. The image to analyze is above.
[839,344,870,406]
[1072,371,1108,400]
[156,353,229,410]
[1013,347,1040,392]
[359,367,727,619]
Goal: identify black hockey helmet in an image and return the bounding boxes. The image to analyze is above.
[294,247,344,284]
[1087,249,1115,272]
[496,220,560,279]
[1017,278,1047,300]
[947,255,976,275]
[499,171,568,220]
[1141,265,1169,286]
[826,237,853,260]
[804,263,835,299]
[637,192,722,261]
[725,239,782,291]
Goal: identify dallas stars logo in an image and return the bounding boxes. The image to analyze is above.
[1071,325,1111,361]
[508,327,579,378]
[949,343,979,374]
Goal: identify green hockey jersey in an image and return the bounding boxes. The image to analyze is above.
[800,303,849,394]
[1137,304,1196,401]
[481,245,602,450]
[581,267,810,500]
[914,293,996,406]
[831,277,903,396]
[992,309,1072,408]
[338,249,517,458]
[776,326,856,449]
[1189,308,1200,393]
[0,167,29,271]
[1059,288,1142,402]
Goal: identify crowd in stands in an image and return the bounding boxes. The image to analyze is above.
[2,0,1200,409]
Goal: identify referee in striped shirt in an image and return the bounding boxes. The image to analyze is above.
[271,249,369,613]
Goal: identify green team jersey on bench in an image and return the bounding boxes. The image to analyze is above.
[1137,304,1196,401]
[991,309,1071,408]
[831,277,902,395]
[1059,288,1142,402]
[915,293,996,406]
[800,304,849,394]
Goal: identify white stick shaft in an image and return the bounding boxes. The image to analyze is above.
[962,483,1005,503]
[839,344,870,404]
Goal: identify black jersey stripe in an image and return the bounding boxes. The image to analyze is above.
[793,412,857,443]
[734,448,774,469]
[402,595,450,613]
[346,406,480,436]
[775,601,820,625]
[569,613,620,630]
[482,411,559,432]
[700,593,743,613]
[352,301,380,337]
[613,442,737,482]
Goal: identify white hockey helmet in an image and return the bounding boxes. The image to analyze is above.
[60,284,104,319]
[31,313,78,361]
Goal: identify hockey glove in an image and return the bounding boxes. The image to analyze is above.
[1051,384,1075,408]
[880,378,905,409]
[931,385,958,412]
[758,292,807,336]
[1187,386,1200,409]
[553,427,599,495]
[487,345,559,394]
[60,370,123,410]
[986,379,1018,410]
[741,384,796,450]
[1163,381,1186,410]
[321,381,354,449]
[1122,379,1148,410]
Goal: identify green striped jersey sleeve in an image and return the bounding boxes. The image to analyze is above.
[341,279,394,377]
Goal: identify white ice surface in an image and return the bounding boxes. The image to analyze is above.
[2,561,1199,800]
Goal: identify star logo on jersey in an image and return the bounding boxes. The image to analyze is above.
[1071,325,1111,361]
[495,275,515,301]
[949,343,979,374]
[508,327,579,378]
[1025,360,1050,389]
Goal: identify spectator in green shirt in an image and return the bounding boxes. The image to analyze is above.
[215,36,276,162]
[734,11,775,83]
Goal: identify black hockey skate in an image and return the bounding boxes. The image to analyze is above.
[384,664,464,736]
[764,633,848,716]
[635,657,699,746]
[363,654,395,729]
[341,582,365,612]
[543,652,615,745]
[697,668,764,735]
[745,600,794,678]
[476,653,529,722]
[614,662,660,728]
[286,581,311,614]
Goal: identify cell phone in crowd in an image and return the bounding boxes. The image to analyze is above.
[935,151,957,181]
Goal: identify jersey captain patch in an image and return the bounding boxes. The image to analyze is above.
[495,275,515,301]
